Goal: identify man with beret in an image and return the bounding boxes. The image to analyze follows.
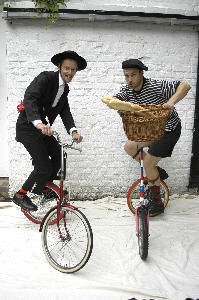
[12,51,86,211]
[114,58,190,215]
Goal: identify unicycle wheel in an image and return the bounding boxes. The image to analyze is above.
[137,207,148,260]
[127,177,169,216]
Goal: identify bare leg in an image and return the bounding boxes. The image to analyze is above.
[124,140,151,163]
[124,140,164,215]
[124,140,162,182]
[143,153,162,186]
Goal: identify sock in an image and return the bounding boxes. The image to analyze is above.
[149,185,161,204]
[16,188,28,198]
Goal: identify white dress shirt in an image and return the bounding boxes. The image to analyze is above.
[32,73,77,135]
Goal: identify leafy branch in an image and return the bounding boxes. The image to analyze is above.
[3,0,68,24]
[32,0,67,23]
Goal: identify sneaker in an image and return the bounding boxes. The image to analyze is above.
[157,166,168,180]
[148,200,164,216]
[12,192,38,211]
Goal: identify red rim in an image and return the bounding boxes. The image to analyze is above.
[127,177,169,215]
[22,182,61,224]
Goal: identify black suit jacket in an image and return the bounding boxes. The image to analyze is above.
[16,71,75,142]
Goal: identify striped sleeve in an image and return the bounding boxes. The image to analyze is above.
[113,85,129,102]
[160,80,181,100]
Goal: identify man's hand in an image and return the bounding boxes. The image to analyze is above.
[36,123,53,136]
[162,102,174,111]
[163,82,191,110]
[72,131,83,143]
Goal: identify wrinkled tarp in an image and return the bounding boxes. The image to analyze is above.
[0,194,199,300]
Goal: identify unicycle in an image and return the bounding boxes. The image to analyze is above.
[128,145,169,259]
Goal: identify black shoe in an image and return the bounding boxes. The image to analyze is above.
[43,188,68,199]
[12,192,38,211]
[157,166,168,180]
[148,200,164,216]
[43,189,59,199]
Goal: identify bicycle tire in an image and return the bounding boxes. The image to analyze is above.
[22,182,61,224]
[41,206,93,273]
[127,177,169,216]
[137,207,148,260]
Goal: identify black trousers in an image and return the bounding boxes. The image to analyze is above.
[20,135,61,194]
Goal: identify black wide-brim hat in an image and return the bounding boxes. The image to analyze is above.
[51,51,87,71]
[122,59,148,71]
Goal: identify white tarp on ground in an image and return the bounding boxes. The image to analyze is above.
[0,194,199,300]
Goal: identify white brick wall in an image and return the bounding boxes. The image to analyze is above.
[7,18,198,198]
[67,0,199,15]
[5,0,199,15]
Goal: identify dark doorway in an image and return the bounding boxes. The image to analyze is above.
[189,48,199,189]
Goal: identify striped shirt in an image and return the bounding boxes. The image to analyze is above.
[114,77,181,132]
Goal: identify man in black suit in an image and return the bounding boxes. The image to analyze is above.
[12,51,87,211]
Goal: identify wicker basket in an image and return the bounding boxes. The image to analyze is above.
[118,104,170,142]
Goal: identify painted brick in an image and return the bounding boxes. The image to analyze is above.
[5,0,199,16]
[6,18,198,199]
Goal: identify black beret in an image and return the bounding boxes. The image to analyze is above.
[122,59,148,71]
[51,51,87,71]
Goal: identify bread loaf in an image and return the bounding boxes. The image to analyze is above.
[101,96,154,117]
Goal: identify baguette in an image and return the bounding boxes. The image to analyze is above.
[101,96,154,117]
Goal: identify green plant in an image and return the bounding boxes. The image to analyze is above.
[33,0,67,24]
[5,0,68,24]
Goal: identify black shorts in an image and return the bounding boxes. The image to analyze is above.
[148,122,181,158]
